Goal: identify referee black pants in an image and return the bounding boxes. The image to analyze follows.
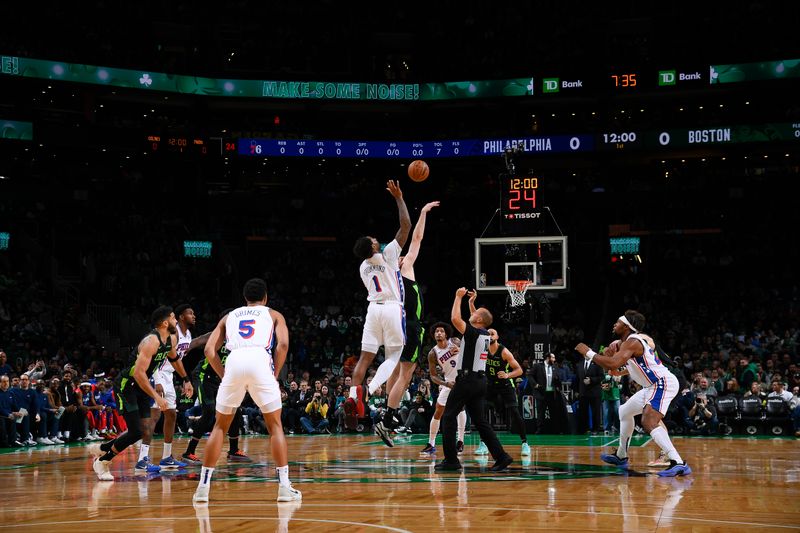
[442,372,507,464]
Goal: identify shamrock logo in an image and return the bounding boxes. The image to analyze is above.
[139,73,153,87]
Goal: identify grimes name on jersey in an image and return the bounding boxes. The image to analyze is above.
[235,308,262,317]
[484,138,552,154]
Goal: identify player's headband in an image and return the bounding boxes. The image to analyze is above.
[619,315,638,333]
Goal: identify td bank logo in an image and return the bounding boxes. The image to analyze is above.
[543,78,559,93]
[659,70,676,86]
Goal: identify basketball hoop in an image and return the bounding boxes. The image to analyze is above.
[505,280,532,307]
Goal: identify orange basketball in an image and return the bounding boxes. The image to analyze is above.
[407,160,429,182]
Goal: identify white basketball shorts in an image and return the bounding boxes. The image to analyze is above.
[153,370,177,410]
[361,302,406,353]
[626,372,679,416]
[216,347,281,414]
[436,385,452,407]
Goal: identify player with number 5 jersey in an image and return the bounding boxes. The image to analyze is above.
[193,278,301,503]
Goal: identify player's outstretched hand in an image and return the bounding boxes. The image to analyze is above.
[575,342,591,358]
[467,289,477,304]
[386,180,403,199]
[421,201,440,213]
[455,287,468,298]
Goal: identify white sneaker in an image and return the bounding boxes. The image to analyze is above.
[474,442,489,455]
[521,442,531,456]
[277,484,302,502]
[25,439,37,446]
[193,485,210,503]
[93,458,114,481]
[51,437,64,444]
[37,437,54,445]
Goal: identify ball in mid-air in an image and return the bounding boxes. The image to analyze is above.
[407,160,429,182]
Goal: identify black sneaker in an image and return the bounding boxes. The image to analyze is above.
[420,443,436,455]
[434,460,462,471]
[374,421,394,447]
[489,454,513,472]
[456,440,464,454]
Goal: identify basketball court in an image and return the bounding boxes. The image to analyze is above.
[1,434,797,531]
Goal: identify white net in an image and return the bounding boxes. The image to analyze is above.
[505,280,531,307]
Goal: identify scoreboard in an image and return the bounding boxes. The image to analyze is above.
[237,123,800,159]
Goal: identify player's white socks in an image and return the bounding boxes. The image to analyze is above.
[162,442,172,460]
[276,465,291,487]
[138,443,150,462]
[649,426,683,463]
[429,417,440,446]
[349,386,357,400]
[457,411,467,442]
[199,466,214,487]
[369,347,402,394]
[617,416,633,459]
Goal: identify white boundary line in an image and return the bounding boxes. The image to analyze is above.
[2,503,798,530]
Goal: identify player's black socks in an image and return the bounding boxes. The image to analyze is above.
[99,449,117,462]
[186,437,200,455]
[383,407,398,428]
[100,439,114,452]
[229,438,239,453]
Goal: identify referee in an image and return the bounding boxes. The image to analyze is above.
[435,287,513,472]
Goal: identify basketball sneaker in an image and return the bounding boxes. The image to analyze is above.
[657,461,692,477]
[93,458,114,481]
[420,443,436,456]
[277,484,302,502]
[474,442,489,455]
[182,452,203,465]
[159,456,188,469]
[227,449,252,462]
[600,451,629,468]
[193,485,210,503]
[521,442,531,456]
[135,457,161,473]
[374,421,394,447]
[356,385,369,416]
[647,451,671,468]
[343,398,358,430]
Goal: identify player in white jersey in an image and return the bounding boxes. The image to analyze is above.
[345,180,411,429]
[145,303,195,469]
[194,278,301,503]
[576,310,692,477]
[420,322,467,456]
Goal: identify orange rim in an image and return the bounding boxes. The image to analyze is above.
[505,280,531,292]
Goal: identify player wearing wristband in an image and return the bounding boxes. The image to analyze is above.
[576,310,691,477]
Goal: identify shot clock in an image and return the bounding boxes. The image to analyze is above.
[501,175,541,221]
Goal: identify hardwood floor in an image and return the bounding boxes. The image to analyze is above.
[0,432,798,532]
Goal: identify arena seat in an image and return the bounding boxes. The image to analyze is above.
[739,396,765,435]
